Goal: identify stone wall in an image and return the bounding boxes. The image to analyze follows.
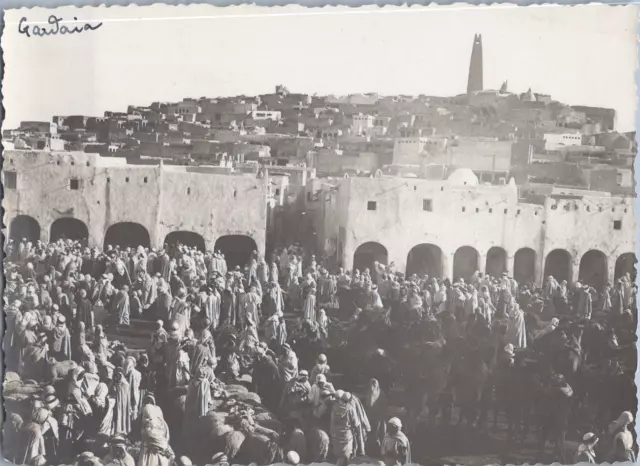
[3,151,267,253]
[324,176,635,285]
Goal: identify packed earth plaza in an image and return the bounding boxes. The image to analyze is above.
[2,217,638,466]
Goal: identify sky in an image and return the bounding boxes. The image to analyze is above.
[2,4,638,131]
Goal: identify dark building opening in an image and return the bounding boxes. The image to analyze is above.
[164,231,206,252]
[406,243,442,278]
[9,215,40,243]
[453,246,479,281]
[50,218,89,243]
[104,222,151,249]
[544,249,572,283]
[215,235,258,269]
[353,241,388,274]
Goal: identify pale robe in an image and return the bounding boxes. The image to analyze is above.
[185,374,211,419]
[245,291,261,326]
[113,291,131,326]
[138,405,172,466]
[169,298,190,338]
[210,291,221,330]
[505,307,527,349]
[125,364,142,421]
[303,293,317,322]
[112,378,132,436]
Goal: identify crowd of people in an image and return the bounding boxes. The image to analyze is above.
[2,236,638,466]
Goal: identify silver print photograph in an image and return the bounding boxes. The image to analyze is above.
[1,4,638,466]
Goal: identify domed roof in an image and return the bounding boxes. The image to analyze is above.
[447,168,479,186]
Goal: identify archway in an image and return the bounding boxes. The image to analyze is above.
[615,253,637,282]
[453,246,479,282]
[514,248,536,284]
[215,235,258,269]
[485,246,507,277]
[353,242,388,274]
[50,218,89,243]
[578,250,607,290]
[164,231,206,252]
[104,222,151,249]
[9,215,40,243]
[406,243,442,278]
[544,249,572,283]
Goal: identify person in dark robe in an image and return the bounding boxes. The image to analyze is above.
[111,261,132,290]
[190,333,213,376]
[21,414,47,465]
[76,289,94,331]
[170,271,186,297]
[252,343,282,412]
[21,332,49,381]
[221,283,237,327]
[51,315,72,362]
[112,369,132,436]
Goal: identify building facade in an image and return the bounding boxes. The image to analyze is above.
[3,151,268,261]
[317,169,636,287]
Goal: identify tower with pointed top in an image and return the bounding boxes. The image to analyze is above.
[467,34,483,94]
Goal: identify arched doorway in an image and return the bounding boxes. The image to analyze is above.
[406,243,442,278]
[215,235,258,269]
[579,250,607,290]
[104,222,151,249]
[50,218,89,243]
[453,246,479,282]
[164,231,206,251]
[514,248,536,284]
[615,253,637,282]
[353,242,388,274]
[9,215,40,243]
[544,249,571,283]
[485,246,507,277]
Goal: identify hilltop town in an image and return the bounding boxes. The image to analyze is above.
[3,34,636,285]
[4,79,634,196]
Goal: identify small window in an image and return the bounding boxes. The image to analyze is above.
[187,187,191,195]
[612,208,615,213]
[475,208,479,213]
[144,177,148,183]
[70,178,81,190]
[462,207,466,212]
[517,209,521,215]
[614,220,622,230]
[233,190,237,198]
[275,188,281,196]
[367,201,377,211]
[4,171,17,190]
[489,208,493,213]
[70,161,75,166]
[86,161,90,167]
[125,177,130,182]
[307,192,311,202]
[107,177,111,183]
[56,160,61,165]
[504,209,508,214]
[423,199,432,212]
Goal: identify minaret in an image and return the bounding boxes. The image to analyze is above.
[467,34,483,94]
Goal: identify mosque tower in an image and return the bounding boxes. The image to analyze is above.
[467,33,483,94]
